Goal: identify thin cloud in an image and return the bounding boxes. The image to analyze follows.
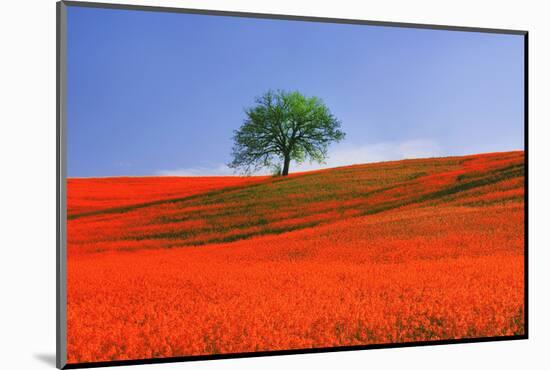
[155,139,442,177]
[295,139,443,171]
[156,164,234,177]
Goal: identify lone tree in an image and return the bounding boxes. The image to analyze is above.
[229,90,345,176]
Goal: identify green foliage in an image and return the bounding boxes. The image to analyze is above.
[228,90,345,176]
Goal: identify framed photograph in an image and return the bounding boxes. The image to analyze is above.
[57,1,528,368]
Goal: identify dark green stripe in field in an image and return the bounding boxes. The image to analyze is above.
[69,157,463,220]
[358,163,524,217]
[70,153,525,248]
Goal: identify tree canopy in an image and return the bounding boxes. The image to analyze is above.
[228,90,345,176]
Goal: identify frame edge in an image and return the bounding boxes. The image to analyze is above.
[61,0,527,35]
[523,32,529,339]
[57,1,68,369]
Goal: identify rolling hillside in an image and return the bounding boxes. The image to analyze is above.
[66,151,525,363]
[68,151,524,254]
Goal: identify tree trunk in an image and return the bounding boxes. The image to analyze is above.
[282,154,291,176]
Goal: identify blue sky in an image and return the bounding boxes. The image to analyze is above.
[67,6,524,177]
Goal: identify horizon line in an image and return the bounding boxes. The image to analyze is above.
[67,149,524,180]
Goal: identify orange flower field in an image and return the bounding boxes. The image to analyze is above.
[66,151,525,364]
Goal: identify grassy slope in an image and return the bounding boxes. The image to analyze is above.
[66,151,525,362]
[68,151,524,254]
[67,176,270,217]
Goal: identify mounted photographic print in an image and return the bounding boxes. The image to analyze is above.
[56,1,528,368]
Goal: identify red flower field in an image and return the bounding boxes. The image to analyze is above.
[66,151,525,363]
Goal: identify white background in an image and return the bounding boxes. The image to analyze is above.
[1,0,548,369]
